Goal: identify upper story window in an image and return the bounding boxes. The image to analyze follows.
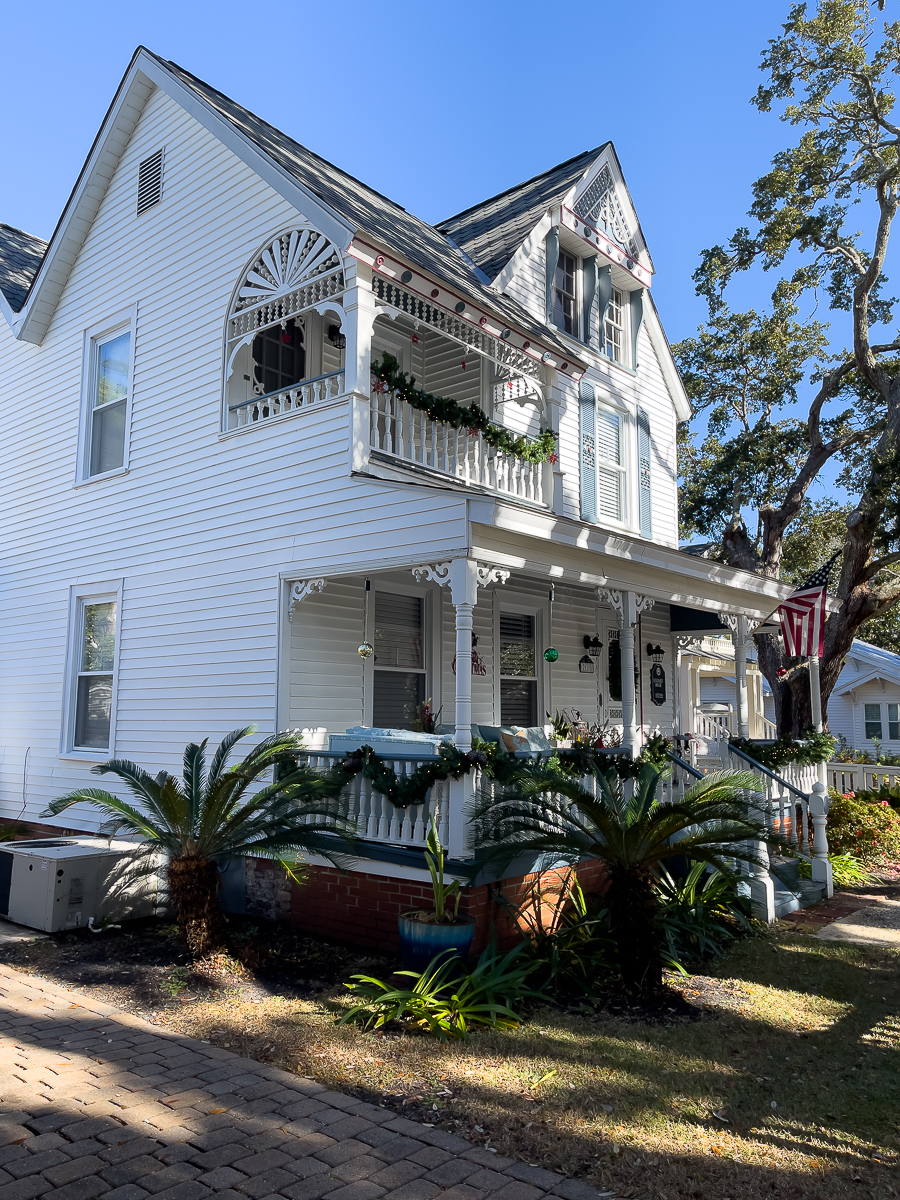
[579,382,628,526]
[604,288,626,363]
[79,314,135,482]
[251,318,306,396]
[552,252,578,337]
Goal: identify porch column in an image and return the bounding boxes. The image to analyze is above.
[343,259,377,474]
[448,559,479,751]
[598,589,652,757]
[734,615,750,740]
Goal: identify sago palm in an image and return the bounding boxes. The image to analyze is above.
[470,763,787,994]
[43,727,356,956]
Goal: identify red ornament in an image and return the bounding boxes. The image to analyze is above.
[411,333,419,344]
[431,288,440,298]
[776,668,787,678]
[479,316,488,326]
[372,379,388,394]
[549,452,559,465]
[461,361,466,370]
[375,255,384,267]
[281,332,292,344]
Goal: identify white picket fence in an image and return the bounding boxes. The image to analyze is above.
[825,761,900,795]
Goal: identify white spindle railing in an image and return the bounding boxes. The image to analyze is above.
[825,761,900,794]
[758,715,778,738]
[229,370,346,429]
[370,389,550,506]
[719,738,813,859]
[693,710,735,741]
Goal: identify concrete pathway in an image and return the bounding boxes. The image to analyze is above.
[0,964,617,1200]
[815,896,900,948]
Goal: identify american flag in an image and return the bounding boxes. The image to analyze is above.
[778,552,840,658]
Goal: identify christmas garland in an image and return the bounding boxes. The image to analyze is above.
[371,353,557,466]
[335,742,486,809]
[729,729,837,771]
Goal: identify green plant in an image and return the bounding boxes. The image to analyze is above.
[333,742,483,810]
[855,784,900,809]
[0,823,34,843]
[161,965,190,996]
[339,940,539,1041]
[43,727,358,957]
[470,764,791,995]
[655,861,752,970]
[420,816,462,923]
[410,699,441,734]
[826,790,900,867]
[729,729,837,771]
[798,852,874,886]
[372,353,557,465]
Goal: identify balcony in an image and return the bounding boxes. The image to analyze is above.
[227,369,346,430]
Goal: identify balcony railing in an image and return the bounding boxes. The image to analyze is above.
[228,370,346,429]
[370,390,550,506]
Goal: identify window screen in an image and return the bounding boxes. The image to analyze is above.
[865,703,883,740]
[499,612,537,726]
[596,407,623,521]
[373,592,425,728]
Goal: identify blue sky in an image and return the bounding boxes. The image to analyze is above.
[0,0,867,506]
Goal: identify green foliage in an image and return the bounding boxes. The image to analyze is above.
[730,729,837,770]
[423,817,461,923]
[655,862,752,970]
[339,942,539,1041]
[332,742,482,809]
[855,784,900,807]
[826,789,900,866]
[371,353,557,465]
[798,851,874,886]
[858,602,900,655]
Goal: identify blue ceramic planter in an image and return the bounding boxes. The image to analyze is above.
[398,913,475,972]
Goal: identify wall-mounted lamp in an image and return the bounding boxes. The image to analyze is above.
[646,643,664,664]
[583,635,604,657]
[328,324,347,349]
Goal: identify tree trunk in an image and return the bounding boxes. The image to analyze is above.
[605,866,663,995]
[167,856,227,958]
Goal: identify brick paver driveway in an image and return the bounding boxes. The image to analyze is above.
[0,965,617,1200]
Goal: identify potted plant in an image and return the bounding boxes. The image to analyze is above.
[398,816,475,970]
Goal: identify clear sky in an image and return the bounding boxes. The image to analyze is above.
[0,0,864,509]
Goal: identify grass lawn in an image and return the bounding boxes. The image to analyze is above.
[2,920,898,1199]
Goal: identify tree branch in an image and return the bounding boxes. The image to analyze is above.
[858,551,900,585]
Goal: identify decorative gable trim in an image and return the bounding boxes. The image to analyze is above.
[559,205,651,289]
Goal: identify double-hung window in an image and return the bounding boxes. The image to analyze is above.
[64,588,121,755]
[373,592,426,728]
[579,383,627,525]
[552,252,578,336]
[864,701,900,741]
[499,612,538,725]
[81,314,134,480]
[604,288,626,362]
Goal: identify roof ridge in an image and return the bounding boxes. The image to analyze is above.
[436,145,606,229]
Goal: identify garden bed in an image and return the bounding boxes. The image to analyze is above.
[0,897,898,1200]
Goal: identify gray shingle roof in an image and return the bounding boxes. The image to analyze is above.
[155,53,580,359]
[436,149,605,281]
[0,223,47,312]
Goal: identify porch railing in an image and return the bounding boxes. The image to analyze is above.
[825,761,900,794]
[370,390,550,506]
[693,709,735,741]
[720,739,815,858]
[228,370,346,429]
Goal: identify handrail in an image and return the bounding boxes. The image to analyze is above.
[666,750,704,780]
[725,741,808,800]
[229,368,345,412]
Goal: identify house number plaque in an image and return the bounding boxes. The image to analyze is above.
[650,663,666,706]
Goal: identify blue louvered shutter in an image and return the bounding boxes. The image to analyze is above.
[637,406,652,538]
[579,382,597,522]
[596,407,623,521]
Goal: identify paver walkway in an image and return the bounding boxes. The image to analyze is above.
[0,964,616,1200]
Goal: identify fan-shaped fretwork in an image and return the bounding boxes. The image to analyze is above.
[233,228,342,314]
[574,165,638,259]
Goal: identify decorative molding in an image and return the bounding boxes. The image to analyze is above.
[747,618,763,635]
[572,164,639,258]
[234,228,342,314]
[718,612,740,632]
[288,578,327,620]
[411,562,452,586]
[675,636,705,653]
[634,594,655,617]
[596,587,624,620]
[477,565,510,589]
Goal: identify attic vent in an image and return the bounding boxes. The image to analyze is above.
[136,148,164,215]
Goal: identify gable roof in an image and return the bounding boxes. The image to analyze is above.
[0,224,47,313]
[0,47,584,368]
[836,638,900,692]
[436,149,605,282]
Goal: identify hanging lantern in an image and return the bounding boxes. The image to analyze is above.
[646,643,665,664]
[544,647,559,663]
[357,642,374,659]
[583,635,604,657]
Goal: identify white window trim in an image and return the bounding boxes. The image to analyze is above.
[492,593,547,727]
[365,579,432,728]
[602,286,630,368]
[861,699,900,743]
[60,580,124,761]
[75,306,137,485]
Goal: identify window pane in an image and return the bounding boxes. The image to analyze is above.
[373,670,424,729]
[864,703,883,740]
[501,679,536,726]
[95,333,130,408]
[552,253,577,336]
[374,593,423,668]
[499,613,535,677]
[608,637,622,701]
[75,675,112,748]
[81,602,116,672]
[889,703,899,740]
[604,289,624,361]
[251,318,306,396]
[90,399,126,475]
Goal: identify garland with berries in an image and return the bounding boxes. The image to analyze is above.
[335,742,485,809]
[371,353,557,466]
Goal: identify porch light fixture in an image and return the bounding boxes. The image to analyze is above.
[646,643,664,664]
[578,655,595,674]
[583,635,603,657]
[328,324,346,349]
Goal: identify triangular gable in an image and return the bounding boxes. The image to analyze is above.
[4,47,586,371]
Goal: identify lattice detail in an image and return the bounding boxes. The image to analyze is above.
[718,612,740,632]
[574,165,638,258]
[372,277,535,377]
[477,565,510,588]
[229,229,344,338]
[411,563,452,586]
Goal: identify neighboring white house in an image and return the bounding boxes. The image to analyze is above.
[0,48,802,923]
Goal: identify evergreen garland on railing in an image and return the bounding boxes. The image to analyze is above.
[371,353,558,466]
[729,729,837,771]
[335,743,485,809]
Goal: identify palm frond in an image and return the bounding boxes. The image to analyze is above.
[40,789,169,847]
[206,726,256,786]
[183,740,209,829]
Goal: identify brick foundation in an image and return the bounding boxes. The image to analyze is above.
[280,857,609,954]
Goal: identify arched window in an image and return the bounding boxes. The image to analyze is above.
[224,226,346,429]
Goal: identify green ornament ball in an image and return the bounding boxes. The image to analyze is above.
[544,647,559,663]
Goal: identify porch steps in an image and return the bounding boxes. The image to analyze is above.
[771,857,826,919]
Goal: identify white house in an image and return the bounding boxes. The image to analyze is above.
[0,48,803,941]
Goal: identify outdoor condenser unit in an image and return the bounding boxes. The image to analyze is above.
[0,838,158,933]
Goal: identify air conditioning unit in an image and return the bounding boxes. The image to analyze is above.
[0,838,159,933]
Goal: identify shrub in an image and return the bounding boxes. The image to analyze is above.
[799,853,875,886]
[826,790,900,866]
[655,862,752,970]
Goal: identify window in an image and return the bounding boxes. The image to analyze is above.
[864,703,883,740]
[604,288,625,362]
[81,319,133,480]
[889,703,900,740]
[552,252,578,336]
[579,383,628,525]
[607,630,622,702]
[373,592,426,728]
[64,593,119,755]
[499,612,537,725]
[251,318,306,397]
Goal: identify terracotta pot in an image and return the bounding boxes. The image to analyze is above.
[397,912,475,971]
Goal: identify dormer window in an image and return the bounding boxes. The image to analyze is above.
[552,252,578,336]
[604,288,625,362]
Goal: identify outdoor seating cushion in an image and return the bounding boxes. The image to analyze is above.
[477,725,553,754]
[435,723,481,742]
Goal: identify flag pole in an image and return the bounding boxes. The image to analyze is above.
[808,654,823,733]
